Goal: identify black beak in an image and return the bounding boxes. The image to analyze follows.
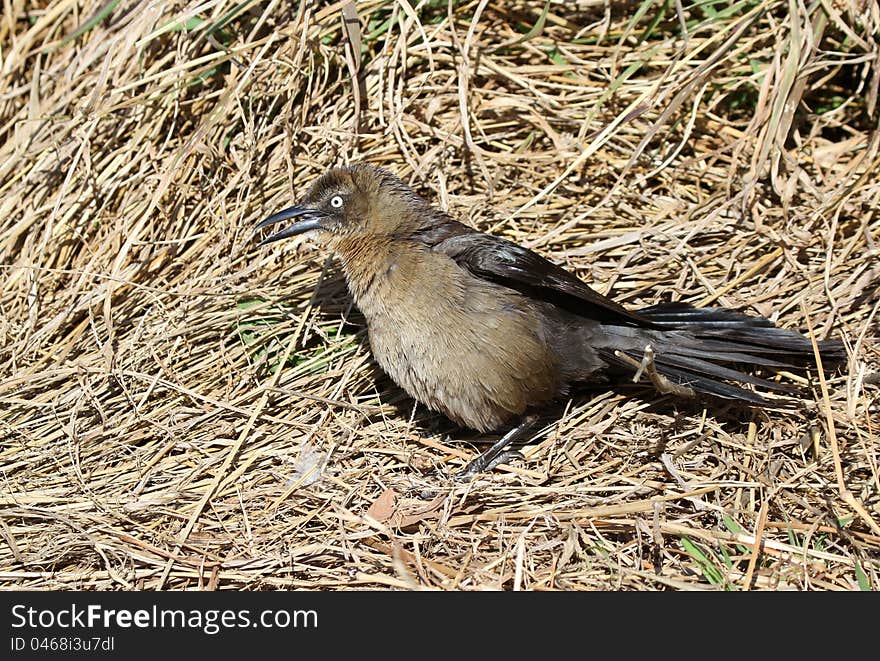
[256,205,325,246]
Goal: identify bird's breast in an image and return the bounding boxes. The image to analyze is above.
[340,246,566,431]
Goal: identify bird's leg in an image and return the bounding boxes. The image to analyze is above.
[455,415,539,480]
[625,344,696,398]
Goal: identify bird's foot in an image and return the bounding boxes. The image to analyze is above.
[455,449,524,482]
[631,344,696,398]
[453,416,536,481]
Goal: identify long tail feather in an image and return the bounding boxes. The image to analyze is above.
[601,303,845,406]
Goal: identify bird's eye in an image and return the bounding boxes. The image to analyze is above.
[329,195,344,209]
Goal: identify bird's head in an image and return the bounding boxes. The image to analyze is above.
[256,164,428,247]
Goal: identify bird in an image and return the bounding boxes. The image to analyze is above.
[256,163,845,477]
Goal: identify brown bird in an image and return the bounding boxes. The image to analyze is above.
[257,164,845,476]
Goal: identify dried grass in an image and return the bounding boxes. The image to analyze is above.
[1,0,878,590]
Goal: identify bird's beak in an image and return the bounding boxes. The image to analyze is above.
[255,205,325,246]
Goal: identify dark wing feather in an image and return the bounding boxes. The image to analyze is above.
[414,220,843,406]
[422,222,653,327]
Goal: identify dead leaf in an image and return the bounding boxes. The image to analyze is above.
[366,488,398,522]
[391,494,446,529]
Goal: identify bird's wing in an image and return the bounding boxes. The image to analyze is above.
[427,224,652,327]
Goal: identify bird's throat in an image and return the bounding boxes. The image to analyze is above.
[333,236,400,303]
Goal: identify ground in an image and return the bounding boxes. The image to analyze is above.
[1,0,878,590]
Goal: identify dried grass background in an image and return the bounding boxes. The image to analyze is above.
[1,0,879,590]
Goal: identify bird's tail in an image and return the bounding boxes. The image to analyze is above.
[597,303,846,406]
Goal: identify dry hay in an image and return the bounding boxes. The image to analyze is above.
[1,0,878,590]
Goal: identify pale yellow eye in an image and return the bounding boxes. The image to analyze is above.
[330,195,344,209]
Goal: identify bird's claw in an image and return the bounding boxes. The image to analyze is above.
[455,449,525,481]
[632,344,696,397]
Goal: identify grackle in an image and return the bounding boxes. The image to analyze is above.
[257,164,844,477]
